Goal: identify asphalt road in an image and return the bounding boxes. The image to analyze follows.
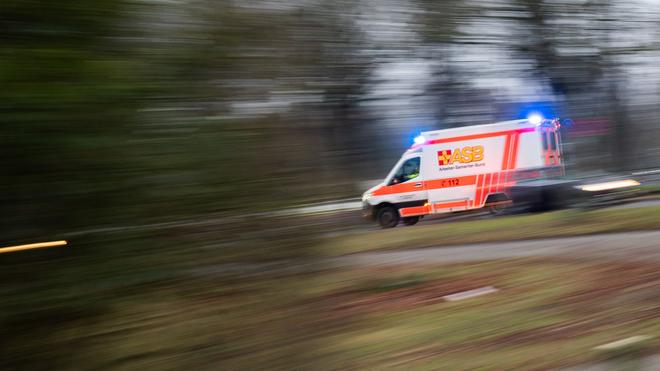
[318,196,660,240]
[191,230,660,279]
[329,230,660,268]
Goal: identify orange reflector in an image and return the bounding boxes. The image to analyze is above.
[0,240,68,254]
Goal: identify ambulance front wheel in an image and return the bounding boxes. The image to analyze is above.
[377,206,400,229]
[402,216,420,226]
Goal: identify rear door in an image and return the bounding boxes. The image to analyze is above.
[542,127,562,166]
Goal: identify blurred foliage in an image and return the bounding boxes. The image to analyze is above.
[1,1,141,238]
[3,0,660,239]
[0,0,378,240]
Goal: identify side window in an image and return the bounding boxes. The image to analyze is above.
[390,157,420,185]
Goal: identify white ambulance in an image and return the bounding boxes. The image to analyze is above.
[362,117,564,228]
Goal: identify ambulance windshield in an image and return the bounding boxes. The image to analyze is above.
[390,157,420,185]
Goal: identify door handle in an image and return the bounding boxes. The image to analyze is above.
[414,182,423,188]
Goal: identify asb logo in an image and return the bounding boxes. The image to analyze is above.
[438,145,484,166]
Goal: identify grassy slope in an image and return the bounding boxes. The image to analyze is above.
[2,206,660,369]
[304,259,660,369]
[4,256,659,370]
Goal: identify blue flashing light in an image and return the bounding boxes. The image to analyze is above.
[527,112,544,125]
[413,135,426,145]
[517,102,556,124]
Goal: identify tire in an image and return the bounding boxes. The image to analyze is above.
[377,206,400,229]
[488,204,508,216]
[402,216,420,226]
[485,193,511,216]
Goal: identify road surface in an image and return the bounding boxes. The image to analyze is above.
[192,230,660,278]
[329,230,660,267]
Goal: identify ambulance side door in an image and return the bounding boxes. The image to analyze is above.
[382,155,427,205]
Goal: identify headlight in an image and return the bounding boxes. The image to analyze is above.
[362,193,372,202]
[576,179,640,192]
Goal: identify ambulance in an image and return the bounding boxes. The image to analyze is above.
[362,116,564,228]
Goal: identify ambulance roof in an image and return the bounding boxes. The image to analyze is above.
[420,119,533,140]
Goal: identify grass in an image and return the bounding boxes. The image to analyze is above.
[303,259,660,369]
[2,204,660,369]
[2,236,660,369]
[318,205,660,256]
[640,184,660,193]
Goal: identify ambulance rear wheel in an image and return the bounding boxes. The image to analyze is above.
[488,204,507,216]
[402,216,420,226]
[377,206,399,229]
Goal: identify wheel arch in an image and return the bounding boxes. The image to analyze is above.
[374,201,396,212]
[484,192,510,206]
